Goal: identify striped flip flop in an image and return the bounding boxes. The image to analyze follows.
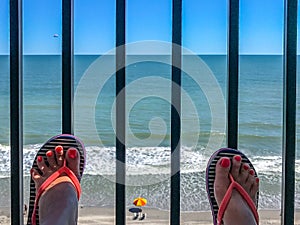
[26,134,86,225]
[206,148,259,225]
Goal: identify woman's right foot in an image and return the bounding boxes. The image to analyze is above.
[214,155,259,225]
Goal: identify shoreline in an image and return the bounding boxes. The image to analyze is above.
[1,206,299,224]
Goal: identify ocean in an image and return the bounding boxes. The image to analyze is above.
[0,54,299,211]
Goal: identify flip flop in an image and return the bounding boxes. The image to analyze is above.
[26,134,86,225]
[206,148,259,225]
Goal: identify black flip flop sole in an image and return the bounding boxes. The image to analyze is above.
[26,134,86,225]
[206,148,259,225]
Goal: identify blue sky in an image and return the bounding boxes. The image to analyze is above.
[0,0,293,55]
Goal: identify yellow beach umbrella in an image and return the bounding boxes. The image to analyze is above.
[133,197,147,207]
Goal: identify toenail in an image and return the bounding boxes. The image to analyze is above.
[30,168,34,175]
[243,164,249,170]
[37,156,43,162]
[46,151,53,157]
[234,155,242,162]
[55,145,64,154]
[256,177,259,183]
[220,158,230,168]
[249,169,255,175]
[68,148,77,159]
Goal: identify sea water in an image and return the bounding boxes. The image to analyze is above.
[0,54,299,211]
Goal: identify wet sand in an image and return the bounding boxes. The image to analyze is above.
[0,206,299,224]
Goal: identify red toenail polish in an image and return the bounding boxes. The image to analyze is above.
[243,164,249,170]
[55,145,63,154]
[37,156,43,162]
[68,149,77,159]
[256,178,259,183]
[46,151,53,157]
[234,155,242,162]
[249,169,255,175]
[220,158,230,168]
[30,168,34,174]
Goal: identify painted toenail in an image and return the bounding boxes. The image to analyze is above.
[30,168,34,175]
[243,164,249,170]
[46,151,53,157]
[249,169,255,175]
[37,156,43,162]
[68,148,77,159]
[234,155,241,162]
[256,177,259,183]
[220,158,230,168]
[55,145,64,154]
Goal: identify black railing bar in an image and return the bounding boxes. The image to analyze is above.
[10,0,24,224]
[115,0,126,224]
[281,0,297,224]
[62,0,74,134]
[170,0,182,224]
[227,0,239,149]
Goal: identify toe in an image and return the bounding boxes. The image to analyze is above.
[253,177,259,193]
[65,148,81,180]
[214,157,231,205]
[244,169,255,192]
[251,177,259,202]
[36,156,51,175]
[231,155,242,179]
[239,163,250,183]
[31,168,41,180]
[46,150,57,170]
[31,168,44,189]
[55,145,64,167]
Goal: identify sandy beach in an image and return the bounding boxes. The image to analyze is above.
[0,206,299,225]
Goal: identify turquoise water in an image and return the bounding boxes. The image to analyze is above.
[0,55,299,210]
[0,55,288,150]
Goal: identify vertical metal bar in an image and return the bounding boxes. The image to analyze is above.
[171,0,182,224]
[115,0,126,224]
[281,0,297,224]
[10,0,24,224]
[62,0,74,134]
[227,0,239,149]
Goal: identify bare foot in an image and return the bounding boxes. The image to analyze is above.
[214,155,259,225]
[31,146,81,190]
[31,146,81,225]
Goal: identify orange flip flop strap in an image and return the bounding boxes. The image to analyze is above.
[217,174,259,225]
[31,161,81,225]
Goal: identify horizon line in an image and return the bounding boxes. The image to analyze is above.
[0,53,287,56]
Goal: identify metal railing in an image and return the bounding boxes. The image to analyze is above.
[8,0,298,224]
[115,0,126,224]
[281,0,298,224]
[10,0,23,224]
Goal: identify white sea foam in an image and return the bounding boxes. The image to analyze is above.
[1,144,300,210]
[0,144,299,177]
